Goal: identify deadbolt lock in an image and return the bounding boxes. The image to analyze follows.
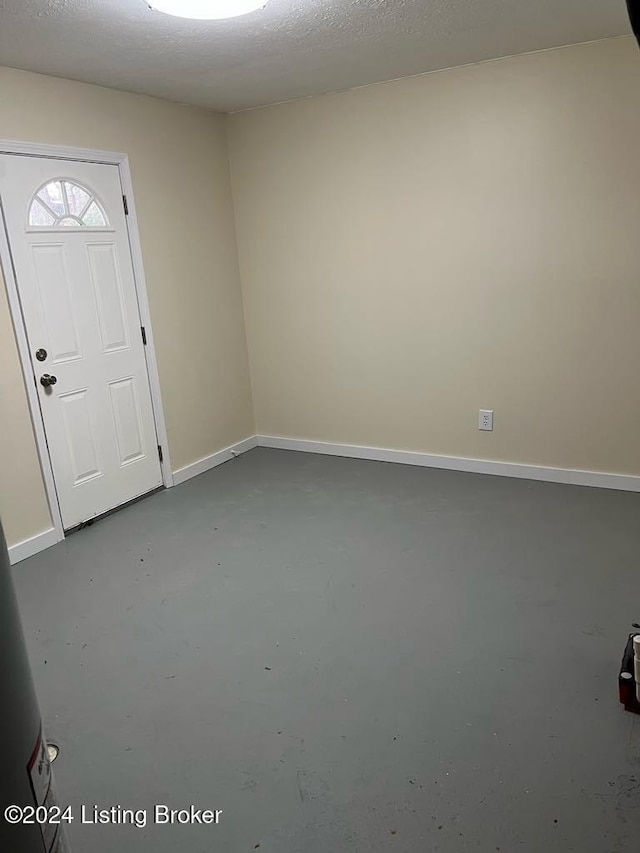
[35,348,47,362]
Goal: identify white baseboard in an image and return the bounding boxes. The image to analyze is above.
[172,435,258,486]
[8,434,637,566]
[9,527,62,565]
[8,437,258,564]
[256,435,640,493]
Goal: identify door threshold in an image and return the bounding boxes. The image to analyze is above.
[64,485,164,535]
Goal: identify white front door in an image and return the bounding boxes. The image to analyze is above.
[0,155,163,529]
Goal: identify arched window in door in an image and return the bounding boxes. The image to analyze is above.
[28,179,109,229]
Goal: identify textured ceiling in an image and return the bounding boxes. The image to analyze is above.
[0,0,632,112]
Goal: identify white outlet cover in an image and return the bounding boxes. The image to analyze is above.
[479,409,494,431]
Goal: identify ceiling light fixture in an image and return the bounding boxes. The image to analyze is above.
[147,0,268,20]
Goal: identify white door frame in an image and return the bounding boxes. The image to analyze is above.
[0,139,174,546]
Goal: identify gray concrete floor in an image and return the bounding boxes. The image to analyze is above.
[12,447,640,852]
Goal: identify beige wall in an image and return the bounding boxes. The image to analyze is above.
[3,37,640,548]
[227,36,640,476]
[0,67,254,549]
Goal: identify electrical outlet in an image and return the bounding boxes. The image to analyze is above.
[479,409,494,431]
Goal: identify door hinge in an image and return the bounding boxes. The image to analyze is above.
[158,445,163,463]
[123,194,129,215]
[141,326,147,345]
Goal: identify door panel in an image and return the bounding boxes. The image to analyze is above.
[87,243,129,353]
[108,377,146,466]
[59,389,103,485]
[0,155,162,529]
[31,243,82,363]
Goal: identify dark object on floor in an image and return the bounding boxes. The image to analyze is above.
[628,0,640,46]
[619,632,640,714]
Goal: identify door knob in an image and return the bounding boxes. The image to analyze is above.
[40,374,57,388]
